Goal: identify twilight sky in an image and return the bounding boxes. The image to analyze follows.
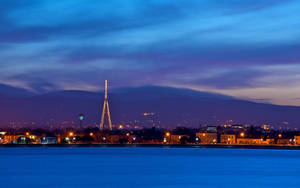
[1,0,300,106]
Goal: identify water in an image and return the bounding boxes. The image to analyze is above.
[0,146,300,188]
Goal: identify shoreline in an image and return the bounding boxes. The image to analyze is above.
[1,144,300,150]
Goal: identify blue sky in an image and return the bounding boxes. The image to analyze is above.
[1,0,300,105]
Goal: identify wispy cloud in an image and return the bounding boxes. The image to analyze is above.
[0,0,300,105]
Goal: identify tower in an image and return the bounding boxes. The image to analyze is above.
[100,80,112,131]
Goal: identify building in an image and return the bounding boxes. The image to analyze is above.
[196,132,217,144]
[108,135,123,143]
[41,137,58,144]
[277,139,293,145]
[0,132,6,144]
[3,135,23,144]
[206,126,217,132]
[108,134,136,144]
[295,136,300,145]
[220,134,236,144]
[28,134,39,144]
[237,138,275,145]
[170,134,189,144]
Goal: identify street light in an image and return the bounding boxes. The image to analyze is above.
[163,138,167,143]
[240,132,245,137]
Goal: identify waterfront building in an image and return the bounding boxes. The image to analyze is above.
[237,138,275,145]
[107,134,136,144]
[220,134,236,144]
[277,139,293,145]
[196,132,217,144]
[109,135,124,144]
[295,136,300,145]
[170,134,189,144]
[3,135,23,144]
[41,137,58,144]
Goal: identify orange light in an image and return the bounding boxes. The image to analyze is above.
[119,125,123,129]
[165,132,171,137]
[89,132,94,136]
[278,134,282,138]
[25,132,30,136]
[126,132,130,136]
[69,132,74,137]
[240,132,245,137]
[202,133,206,137]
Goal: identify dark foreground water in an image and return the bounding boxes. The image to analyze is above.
[0,147,300,188]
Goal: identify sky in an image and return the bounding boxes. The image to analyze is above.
[1,0,300,106]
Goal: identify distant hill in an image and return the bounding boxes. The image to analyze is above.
[0,84,300,128]
[0,84,34,97]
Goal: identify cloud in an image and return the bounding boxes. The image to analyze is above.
[189,68,264,89]
[1,0,300,105]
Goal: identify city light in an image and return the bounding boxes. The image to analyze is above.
[29,135,36,139]
[1,122,300,146]
[79,114,84,121]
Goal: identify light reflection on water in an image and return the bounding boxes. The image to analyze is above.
[0,147,300,188]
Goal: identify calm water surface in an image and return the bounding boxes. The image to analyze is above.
[0,147,300,188]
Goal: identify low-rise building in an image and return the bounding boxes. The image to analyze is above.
[28,135,39,144]
[237,138,275,145]
[108,134,136,144]
[220,134,236,144]
[41,137,58,144]
[277,139,293,145]
[3,135,23,144]
[170,134,189,144]
[196,132,217,144]
[294,136,300,145]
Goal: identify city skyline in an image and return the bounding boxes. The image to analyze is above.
[2,2,300,188]
[1,1,300,106]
